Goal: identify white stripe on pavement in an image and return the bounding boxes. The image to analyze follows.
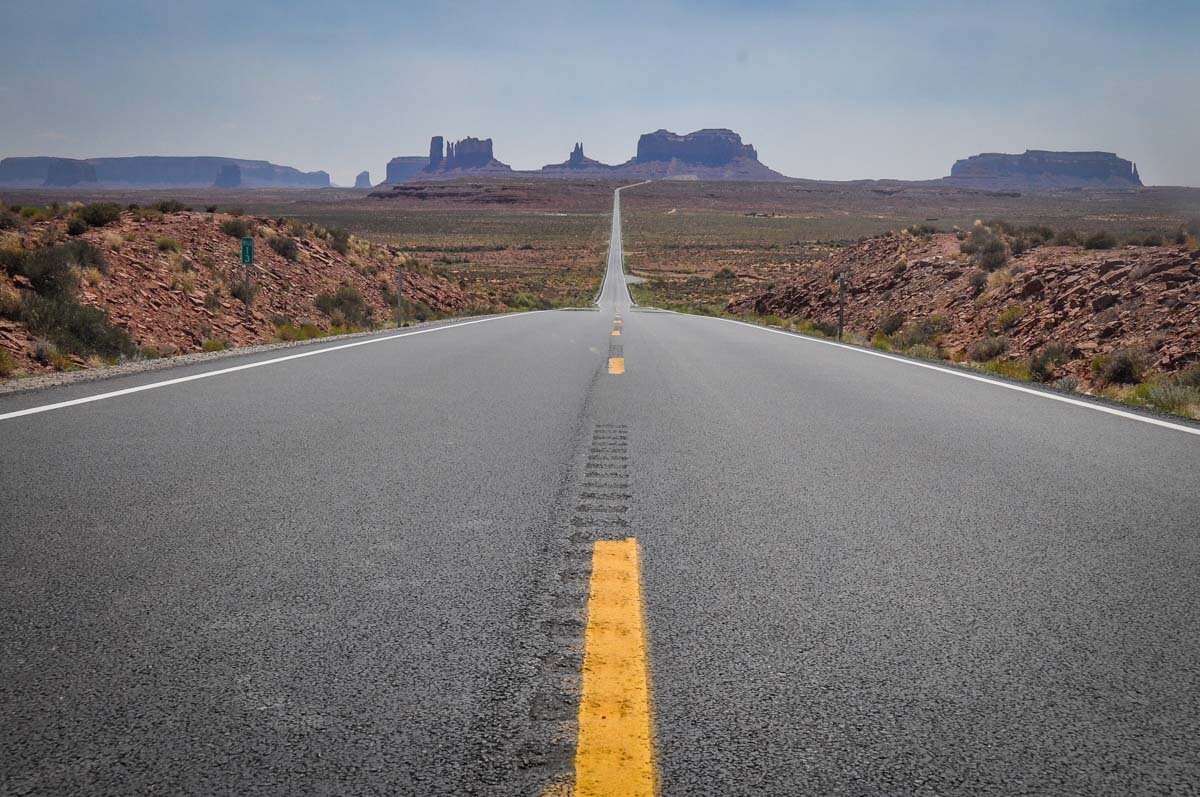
[0,314,532,422]
[697,313,1200,438]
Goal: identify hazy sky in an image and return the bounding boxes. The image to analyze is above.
[3,1,1197,186]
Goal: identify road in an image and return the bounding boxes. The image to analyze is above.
[2,185,1199,795]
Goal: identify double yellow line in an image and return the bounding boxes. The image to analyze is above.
[608,314,625,375]
[574,538,655,796]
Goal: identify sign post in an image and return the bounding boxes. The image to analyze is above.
[397,263,404,328]
[241,237,254,297]
[837,270,846,340]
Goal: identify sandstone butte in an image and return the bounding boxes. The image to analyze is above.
[728,231,1200,387]
[0,211,470,375]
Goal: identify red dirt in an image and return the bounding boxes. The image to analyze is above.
[729,231,1200,384]
[1,211,472,375]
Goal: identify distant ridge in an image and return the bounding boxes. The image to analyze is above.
[0,156,330,188]
[944,150,1142,190]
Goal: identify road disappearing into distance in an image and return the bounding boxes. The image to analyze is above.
[3,185,1199,795]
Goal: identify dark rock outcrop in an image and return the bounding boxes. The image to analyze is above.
[354,170,372,189]
[635,128,758,166]
[213,164,241,188]
[946,150,1142,190]
[542,128,785,181]
[0,157,97,187]
[385,156,428,184]
[541,143,610,174]
[43,158,98,187]
[423,136,511,174]
[0,156,329,187]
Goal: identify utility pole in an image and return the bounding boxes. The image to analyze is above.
[837,270,846,341]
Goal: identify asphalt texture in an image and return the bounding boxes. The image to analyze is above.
[2,185,1199,795]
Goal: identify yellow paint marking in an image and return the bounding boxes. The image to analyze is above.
[607,357,625,374]
[575,538,655,797]
[611,329,621,336]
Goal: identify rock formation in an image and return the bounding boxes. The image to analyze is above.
[539,128,786,180]
[43,158,98,187]
[540,143,610,173]
[385,156,428,184]
[422,136,511,174]
[946,150,1142,190]
[0,156,329,187]
[213,164,241,188]
[727,231,1200,385]
[635,128,758,166]
[354,170,371,189]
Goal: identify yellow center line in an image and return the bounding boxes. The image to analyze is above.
[607,357,625,374]
[575,538,656,797]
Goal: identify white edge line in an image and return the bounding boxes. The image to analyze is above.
[0,314,530,422]
[670,311,1200,438]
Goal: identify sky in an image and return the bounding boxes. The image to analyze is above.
[2,0,1197,186]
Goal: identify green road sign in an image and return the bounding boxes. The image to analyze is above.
[241,237,254,265]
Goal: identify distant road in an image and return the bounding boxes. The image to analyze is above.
[2,185,1198,795]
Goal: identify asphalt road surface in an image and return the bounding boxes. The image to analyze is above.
[2,185,1199,795]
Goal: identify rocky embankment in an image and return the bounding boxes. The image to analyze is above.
[728,230,1200,387]
[0,208,468,376]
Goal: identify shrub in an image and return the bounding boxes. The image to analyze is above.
[275,322,323,341]
[1,240,107,298]
[131,207,163,222]
[0,209,24,231]
[1141,234,1164,247]
[507,292,545,309]
[316,282,373,327]
[1084,231,1117,250]
[77,203,122,228]
[401,298,439,323]
[201,338,227,352]
[1176,362,1200,389]
[205,205,219,213]
[960,223,1008,270]
[203,291,221,312]
[220,218,251,238]
[907,223,939,237]
[904,344,940,360]
[1029,342,1073,382]
[714,267,736,279]
[1092,349,1143,386]
[870,333,891,350]
[1142,383,1200,415]
[968,336,1008,362]
[227,207,244,217]
[329,228,351,255]
[156,200,188,214]
[230,278,257,305]
[992,305,1026,332]
[81,267,104,287]
[0,347,16,376]
[967,269,988,294]
[1053,376,1080,392]
[893,315,946,349]
[270,235,299,261]
[981,359,1033,381]
[66,217,89,236]
[878,311,905,336]
[1053,229,1081,246]
[19,294,135,359]
[157,237,182,253]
